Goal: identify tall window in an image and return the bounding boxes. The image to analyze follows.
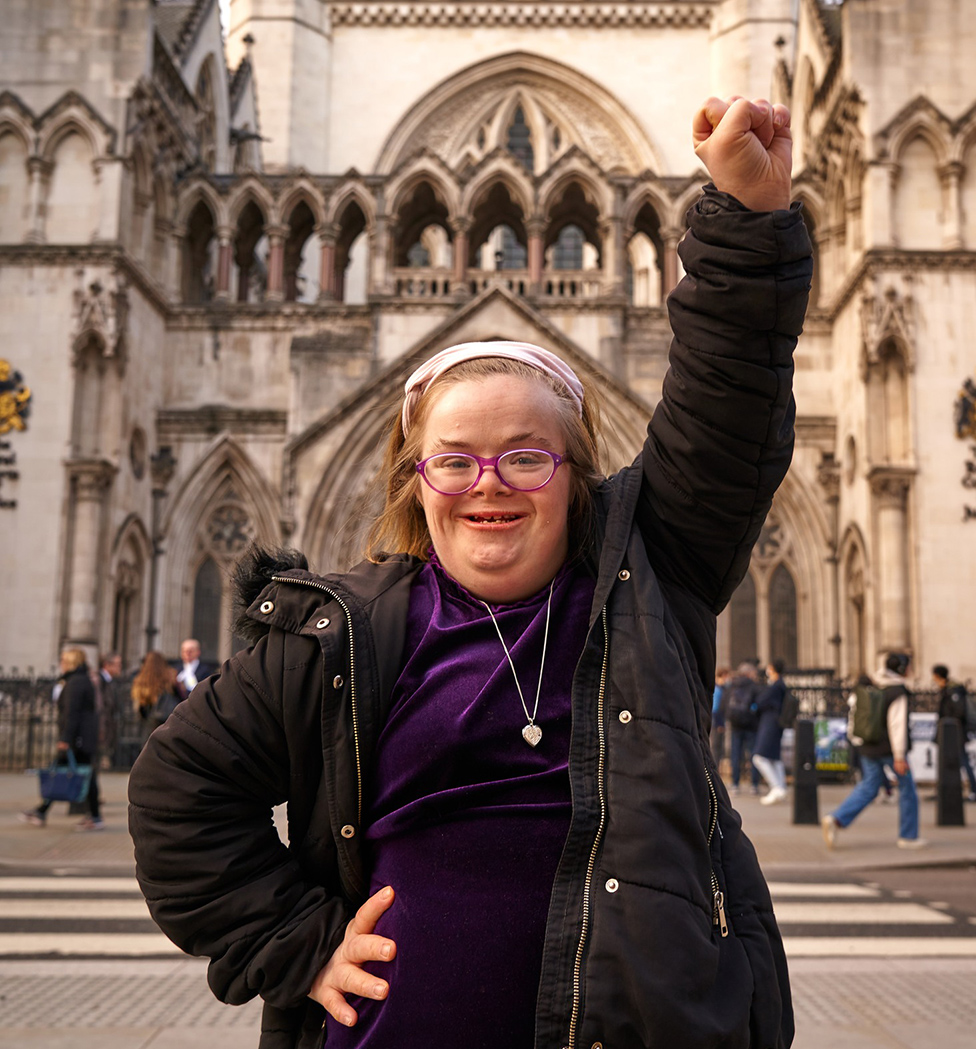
[192,557,222,664]
[729,573,758,666]
[506,106,534,172]
[768,563,798,667]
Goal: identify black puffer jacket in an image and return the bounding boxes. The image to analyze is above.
[58,664,99,756]
[129,186,811,1049]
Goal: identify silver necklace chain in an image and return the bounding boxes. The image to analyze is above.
[481,578,555,747]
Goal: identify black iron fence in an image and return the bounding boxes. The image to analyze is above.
[0,671,144,772]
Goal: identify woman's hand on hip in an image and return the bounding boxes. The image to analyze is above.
[309,885,397,1027]
[693,96,794,212]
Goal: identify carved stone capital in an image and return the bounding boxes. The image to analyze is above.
[868,466,914,507]
[67,458,117,500]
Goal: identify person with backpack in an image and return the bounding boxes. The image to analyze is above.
[932,664,976,801]
[722,662,762,796]
[752,659,789,805]
[822,652,925,850]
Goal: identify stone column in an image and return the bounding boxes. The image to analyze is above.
[600,215,625,297]
[170,225,186,301]
[525,216,546,295]
[370,213,393,297]
[317,224,337,301]
[940,161,964,250]
[818,453,842,673]
[450,217,471,296]
[64,461,116,649]
[661,226,683,298]
[26,157,52,244]
[265,226,286,302]
[215,226,234,301]
[870,469,913,654]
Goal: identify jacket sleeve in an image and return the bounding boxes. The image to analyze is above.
[128,630,350,1010]
[637,184,812,612]
[887,691,910,762]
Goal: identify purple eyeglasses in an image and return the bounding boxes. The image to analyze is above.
[416,448,566,495]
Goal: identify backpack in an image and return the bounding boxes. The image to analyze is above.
[851,684,886,745]
[725,678,759,730]
[778,689,800,729]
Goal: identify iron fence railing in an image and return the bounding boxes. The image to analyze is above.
[0,671,144,772]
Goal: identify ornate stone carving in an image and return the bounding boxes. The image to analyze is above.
[754,511,791,566]
[868,466,914,508]
[858,275,915,379]
[0,360,31,435]
[207,501,253,557]
[331,3,712,28]
[71,270,130,364]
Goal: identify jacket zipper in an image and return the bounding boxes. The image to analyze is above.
[703,762,728,937]
[271,575,363,823]
[566,607,610,1049]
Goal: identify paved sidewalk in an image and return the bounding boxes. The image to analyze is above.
[3,771,973,875]
[2,771,975,1049]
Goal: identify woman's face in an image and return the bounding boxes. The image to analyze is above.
[416,373,573,603]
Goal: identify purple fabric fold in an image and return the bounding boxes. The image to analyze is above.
[325,557,594,1047]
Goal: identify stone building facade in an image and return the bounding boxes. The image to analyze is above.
[1,0,974,684]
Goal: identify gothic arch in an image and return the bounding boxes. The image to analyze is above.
[107,514,151,665]
[386,155,461,222]
[622,183,673,235]
[38,114,104,167]
[376,51,660,177]
[174,179,226,229]
[838,523,872,679]
[161,437,281,654]
[460,154,534,221]
[279,179,326,229]
[882,105,952,169]
[227,177,275,227]
[537,153,613,222]
[325,179,376,230]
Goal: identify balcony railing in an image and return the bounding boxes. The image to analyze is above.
[392,267,606,301]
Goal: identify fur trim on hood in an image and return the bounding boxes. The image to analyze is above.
[232,544,309,645]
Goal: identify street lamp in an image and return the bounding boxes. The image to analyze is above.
[145,446,176,653]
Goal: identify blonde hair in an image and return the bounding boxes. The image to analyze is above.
[131,651,177,712]
[365,357,603,561]
[60,648,86,673]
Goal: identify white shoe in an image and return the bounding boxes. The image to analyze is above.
[760,787,788,806]
[821,815,838,849]
[896,837,928,850]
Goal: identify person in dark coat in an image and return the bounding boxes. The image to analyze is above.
[129,95,811,1049]
[932,664,976,800]
[21,648,103,829]
[753,659,788,805]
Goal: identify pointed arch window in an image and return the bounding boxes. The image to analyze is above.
[768,563,798,667]
[192,557,222,665]
[506,106,534,172]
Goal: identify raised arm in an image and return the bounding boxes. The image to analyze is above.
[638,96,813,612]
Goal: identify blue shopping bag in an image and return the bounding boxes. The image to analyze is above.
[38,750,92,803]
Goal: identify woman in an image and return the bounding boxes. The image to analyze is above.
[752,659,788,805]
[21,648,103,830]
[130,651,183,744]
[129,96,811,1049]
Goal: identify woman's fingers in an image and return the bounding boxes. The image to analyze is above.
[309,886,398,1028]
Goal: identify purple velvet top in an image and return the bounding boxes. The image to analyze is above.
[324,557,594,1047]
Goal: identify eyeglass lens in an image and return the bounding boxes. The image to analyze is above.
[423,450,557,493]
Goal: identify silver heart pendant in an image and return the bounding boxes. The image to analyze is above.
[522,723,542,747]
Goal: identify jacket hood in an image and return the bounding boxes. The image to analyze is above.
[232,545,310,645]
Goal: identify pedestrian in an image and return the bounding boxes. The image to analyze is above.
[822,652,926,850]
[20,648,104,830]
[724,661,763,795]
[129,96,810,1049]
[94,651,123,770]
[131,651,182,745]
[753,658,788,805]
[175,637,217,696]
[711,665,731,773]
[932,663,976,801]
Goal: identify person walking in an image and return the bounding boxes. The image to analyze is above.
[131,651,183,746]
[711,666,731,773]
[932,664,976,801]
[753,659,788,805]
[724,662,763,795]
[822,652,925,850]
[20,648,103,830]
[129,96,810,1049]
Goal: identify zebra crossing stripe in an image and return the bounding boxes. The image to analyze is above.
[785,937,976,957]
[773,901,954,925]
[0,933,184,956]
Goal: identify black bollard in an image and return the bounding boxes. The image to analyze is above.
[936,717,965,826]
[792,718,819,824]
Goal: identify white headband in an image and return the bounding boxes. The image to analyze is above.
[401,341,584,434]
